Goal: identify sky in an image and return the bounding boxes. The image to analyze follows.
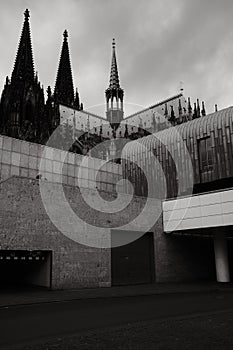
[1,0,233,117]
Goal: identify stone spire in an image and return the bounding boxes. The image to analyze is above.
[109,38,120,89]
[105,39,124,131]
[188,97,192,119]
[11,9,34,83]
[193,102,197,119]
[178,98,183,123]
[164,103,168,118]
[201,101,206,116]
[0,9,46,142]
[197,99,201,117]
[54,30,75,106]
[74,88,80,109]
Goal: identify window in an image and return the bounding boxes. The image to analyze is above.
[198,137,213,172]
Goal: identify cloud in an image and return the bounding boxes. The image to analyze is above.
[1,0,233,117]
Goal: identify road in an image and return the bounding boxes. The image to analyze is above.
[1,291,233,349]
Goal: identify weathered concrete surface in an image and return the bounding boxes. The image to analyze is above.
[0,176,150,289]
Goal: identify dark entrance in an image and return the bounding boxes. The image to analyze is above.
[111,231,155,286]
[0,250,52,289]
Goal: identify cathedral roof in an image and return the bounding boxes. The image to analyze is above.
[11,9,34,83]
[125,93,183,120]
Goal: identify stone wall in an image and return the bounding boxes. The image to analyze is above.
[0,135,123,193]
[0,176,148,289]
[154,229,216,282]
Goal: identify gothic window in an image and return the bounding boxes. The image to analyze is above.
[25,101,33,122]
[198,137,213,173]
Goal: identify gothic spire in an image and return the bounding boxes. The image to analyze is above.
[54,30,74,106]
[164,103,168,118]
[109,38,120,89]
[201,101,206,116]
[11,9,34,83]
[197,99,201,117]
[74,88,80,109]
[105,39,124,129]
[188,97,192,116]
[178,99,182,116]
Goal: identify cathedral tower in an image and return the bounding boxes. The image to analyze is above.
[0,9,45,141]
[54,30,82,108]
[105,39,124,132]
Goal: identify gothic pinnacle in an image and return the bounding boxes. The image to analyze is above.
[24,9,30,20]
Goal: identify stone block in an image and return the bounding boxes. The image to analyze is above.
[45,159,53,173]
[53,149,61,162]
[62,163,68,175]
[2,150,11,165]
[53,173,62,183]
[53,161,62,174]
[29,143,38,157]
[44,147,53,160]
[3,137,12,151]
[68,164,75,177]
[20,154,29,168]
[12,139,20,152]
[29,156,38,170]
[1,164,10,178]
[11,152,20,166]
[20,167,29,177]
[29,169,38,179]
[68,176,75,186]
[11,165,20,176]
[68,152,75,164]
[21,141,30,155]
[62,175,68,184]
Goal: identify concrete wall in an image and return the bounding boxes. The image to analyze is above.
[154,227,216,282]
[0,176,148,289]
[163,189,233,233]
[0,135,123,193]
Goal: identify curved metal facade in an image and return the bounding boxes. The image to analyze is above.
[122,106,233,198]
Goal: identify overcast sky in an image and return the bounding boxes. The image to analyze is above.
[1,0,233,117]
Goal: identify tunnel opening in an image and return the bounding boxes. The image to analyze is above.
[0,250,52,290]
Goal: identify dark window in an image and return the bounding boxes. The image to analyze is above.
[198,137,213,172]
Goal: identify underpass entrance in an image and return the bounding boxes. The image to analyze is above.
[0,250,52,289]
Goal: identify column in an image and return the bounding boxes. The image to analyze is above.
[214,232,230,282]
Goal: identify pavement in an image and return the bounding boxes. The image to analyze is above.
[1,281,233,308]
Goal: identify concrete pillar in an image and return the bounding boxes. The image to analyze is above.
[214,232,230,282]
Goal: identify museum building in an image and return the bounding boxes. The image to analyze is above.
[0,10,232,289]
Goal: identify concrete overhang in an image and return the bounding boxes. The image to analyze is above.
[163,188,233,233]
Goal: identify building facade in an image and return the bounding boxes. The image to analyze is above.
[0,9,232,289]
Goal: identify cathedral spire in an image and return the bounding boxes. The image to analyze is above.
[105,39,124,130]
[54,30,75,106]
[11,9,34,83]
[109,38,120,89]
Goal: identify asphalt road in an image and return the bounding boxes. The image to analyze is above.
[1,291,233,349]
